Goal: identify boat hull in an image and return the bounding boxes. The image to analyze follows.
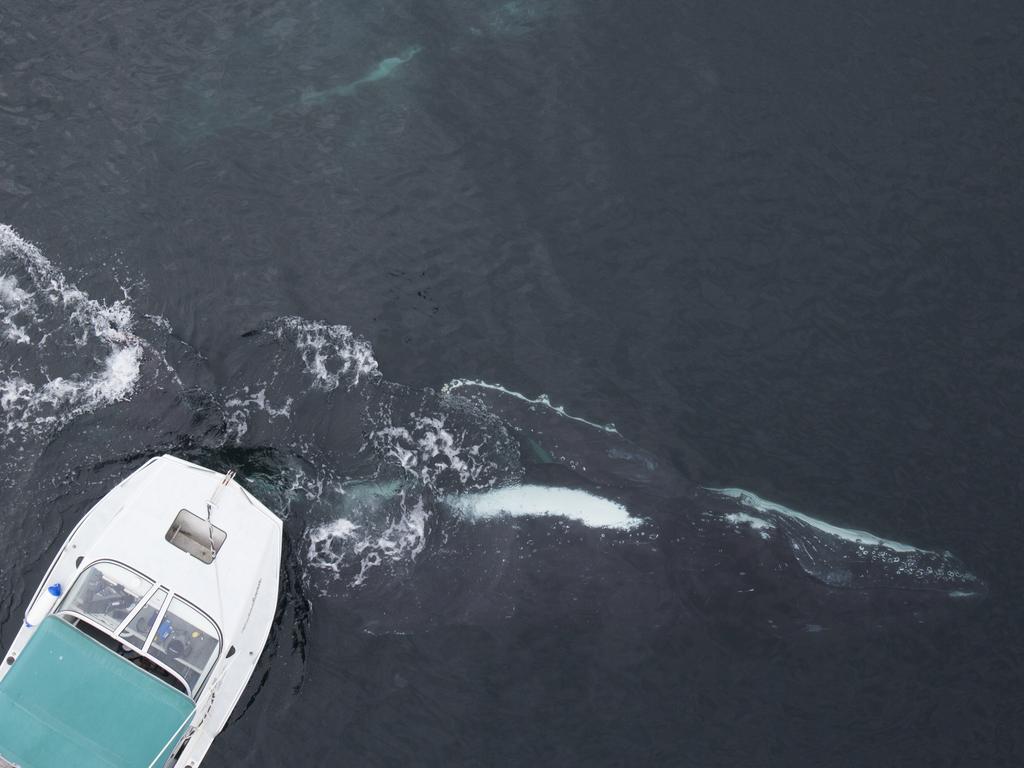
[1,455,283,768]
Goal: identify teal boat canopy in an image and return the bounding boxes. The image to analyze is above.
[0,616,195,768]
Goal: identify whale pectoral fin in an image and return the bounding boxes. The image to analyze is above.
[711,488,985,596]
[769,512,981,593]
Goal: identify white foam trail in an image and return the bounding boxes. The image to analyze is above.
[306,496,428,587]
[450,485,642,530]
[0,224,143,437]
[144,313,173,333]
[711,487,919,552]
[372,415,496,488]
[0,273,33,343]
[0,340,142,433]
[0,274,30,305]
[441,379,620,435]
[307,517,361,556]
[273,316,378,391]
[224,386,293,440]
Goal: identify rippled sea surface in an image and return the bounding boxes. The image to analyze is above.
[2,1,1023,766]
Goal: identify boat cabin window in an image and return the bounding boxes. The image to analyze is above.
[57,562,223,697]
[118,587,168,650]
[59,562,154,632]
[147,596,221,693]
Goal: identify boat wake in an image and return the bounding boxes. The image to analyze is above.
[0,224,986,632]
[0,226,142,443]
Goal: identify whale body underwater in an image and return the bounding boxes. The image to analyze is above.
[303,377,985,634]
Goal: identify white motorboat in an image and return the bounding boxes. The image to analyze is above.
[0,455,282,768]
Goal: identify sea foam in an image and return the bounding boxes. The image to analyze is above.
[0,224,143,438]
[273,316,379,391]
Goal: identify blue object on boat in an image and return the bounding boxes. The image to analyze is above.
[158,618,173,640]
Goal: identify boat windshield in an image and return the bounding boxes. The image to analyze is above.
[148,597,221,693]
[59,561,154,632]
[58,562,223,696]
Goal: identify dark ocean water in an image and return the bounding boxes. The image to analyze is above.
[2,0,1023,765]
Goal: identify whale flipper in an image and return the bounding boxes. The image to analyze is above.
[709,488,985,596]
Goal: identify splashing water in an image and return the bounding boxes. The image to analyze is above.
[0,225,142,440]
[0,273,33,344]
[371,414,498,490]
[305,482,428,588]
[224,387,294,441]
[272,316,379,391]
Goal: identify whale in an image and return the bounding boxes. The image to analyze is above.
[174,45,424,143]
[300,46,424,106]
[291,374,985,636]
